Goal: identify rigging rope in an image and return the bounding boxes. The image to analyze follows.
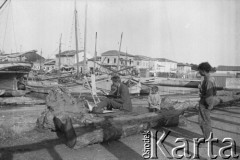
[0,0,8,12]
[10,1,17,52]
[2,0,10,52]
[163,1,175,57]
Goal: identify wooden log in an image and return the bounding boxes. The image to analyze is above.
[72,109,182,149]
[0,97,45,105]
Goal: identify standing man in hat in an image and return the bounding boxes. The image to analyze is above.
[86,74,132,113]
[197,62,217,140]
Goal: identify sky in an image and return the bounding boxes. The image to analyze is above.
[0,0,240,67]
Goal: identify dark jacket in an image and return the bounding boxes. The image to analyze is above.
[114,83,132,111]
[199,76,217,109]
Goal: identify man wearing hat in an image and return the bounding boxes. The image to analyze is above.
[86,74,132,113]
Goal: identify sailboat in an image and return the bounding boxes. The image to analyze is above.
[25,0,86,94]
[0,1,33,96]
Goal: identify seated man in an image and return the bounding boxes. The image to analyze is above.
[86,75,132,113]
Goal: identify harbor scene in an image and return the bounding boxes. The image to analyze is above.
[1,0,240,160]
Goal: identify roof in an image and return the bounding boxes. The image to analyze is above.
[177,63,191,67]
[101,50,135,57]
[2,50,45,62]
[6,50,37,58]
[44,59,55,65]
[211,73,235,77]
[88,56,101,61]
[152,58,177,63]
[56,50,84,57]
[134,55,152,61]
[217,65,240,71]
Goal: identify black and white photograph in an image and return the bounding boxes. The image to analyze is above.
[0,0,240,159]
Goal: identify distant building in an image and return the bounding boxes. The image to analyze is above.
[177,63,191,73]
[216,65,240,76]
[133,55,153,69]
[73,60,87,73]
[43,59,56,71]
[0,50,45,71]
[55,50,84,68]
[32,61,41,71]
[101,50,135,67]
[87,56,102,73]
[210,65,240,87]
[151,58,178,73]
[0,50,44,63]
[176,63,192,78]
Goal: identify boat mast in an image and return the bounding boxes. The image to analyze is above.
[83,0,88,75]
[125,48,128,75]
[125,47,127,66]
[74,0,80,77]
[58,34,62,76]
[94,32,97,73]
[40,49,42,71]
[117,32,123,71]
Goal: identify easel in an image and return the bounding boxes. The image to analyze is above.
[83,74,100,105]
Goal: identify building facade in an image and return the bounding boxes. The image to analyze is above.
[101,50,135,67]
[177,63,191,74]
[151,58,177,73]
[216,65,240,76]
[55,50,85,69]
[43,59,56,71]
[133,55,153,69]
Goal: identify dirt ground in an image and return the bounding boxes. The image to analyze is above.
[1,93,240,160]
[1,104,240,160]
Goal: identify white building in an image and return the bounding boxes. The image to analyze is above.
[1,50,44,63]
[32,61,41,71]
[55,50,84,68]
[101,50,135,67]
[216,66,240,76]
[151,58,177,73]
[87,56,102,73]
[43,59,56,71]
[176,63,192,78]
[133,55,153,69]
[177,63,191,74]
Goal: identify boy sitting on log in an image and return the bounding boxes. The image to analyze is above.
[84,74,132,113]
[147,86,161,112]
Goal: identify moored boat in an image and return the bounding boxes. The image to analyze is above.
[0,62,32,97]
[26,80,60,94]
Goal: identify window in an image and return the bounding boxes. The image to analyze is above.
[107,58,110,63]
[114,58,116,63]
[137,61,140,65]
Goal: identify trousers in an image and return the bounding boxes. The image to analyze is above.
[92,98,123,113]
[198,103,212,139]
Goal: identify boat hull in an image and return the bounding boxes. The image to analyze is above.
[0,62,32,72]
[26,80,60,94]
